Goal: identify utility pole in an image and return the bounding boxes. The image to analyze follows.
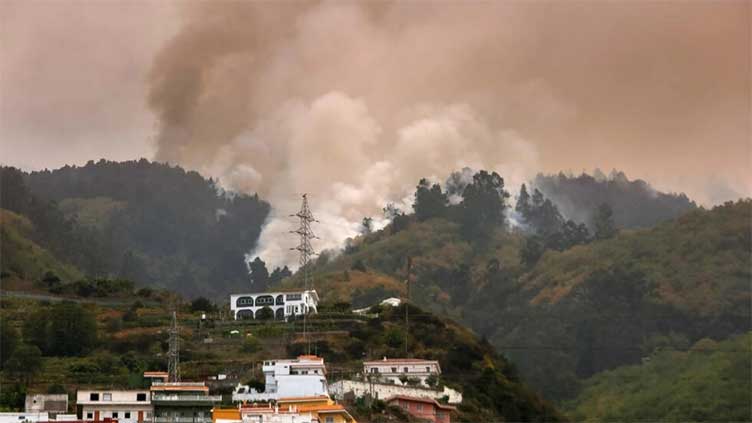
[404,256,412,357]
[167,310,180,382]
[290,194,318,355]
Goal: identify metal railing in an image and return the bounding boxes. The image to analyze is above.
[151,394,221,402]
[154,417,213,423]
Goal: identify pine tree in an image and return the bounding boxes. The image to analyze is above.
[516,184,532,218]
[594,203,617,240]
[249,257,270,291]
[413,178,448,221]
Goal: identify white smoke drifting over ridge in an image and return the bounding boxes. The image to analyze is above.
[146,1,748,268]
[230,94,538,267]
[147,2,551,267]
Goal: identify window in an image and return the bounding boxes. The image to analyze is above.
[391,367,397,373]
[237,297,254,307]
[325,417,334,423]
[124,413,131,419]
[136,393,147,402]
[87,413,93,419]
[286,293,302,301]
[256,295,274,306]
[426,366,431,372]
[103,393,112,401]
[370,368,378,373]
[112,412,118,418]
[416,403,423,411]
[404,367,409,373]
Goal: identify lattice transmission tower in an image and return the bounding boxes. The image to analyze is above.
[290,194,318,354]
[167,310,180,382]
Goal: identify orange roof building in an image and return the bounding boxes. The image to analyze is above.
[386,395,456,423]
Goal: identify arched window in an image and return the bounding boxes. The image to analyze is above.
[236,309,254,320]
[275,308,285,320]
[276,295,285,305]
[236,297,254,307]
[256,295,275,306]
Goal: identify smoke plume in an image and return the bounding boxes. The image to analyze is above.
[147,1,749,267]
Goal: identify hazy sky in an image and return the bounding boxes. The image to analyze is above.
[2,0,750,213]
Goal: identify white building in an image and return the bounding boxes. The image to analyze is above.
[363,358,441,387]
[329,380,462,404]
[230,290,319,321]
[232,356,328,402]
[76,391,152,423]
[25,395,68,415]
[0,413,50,423]
[353,297,401,314]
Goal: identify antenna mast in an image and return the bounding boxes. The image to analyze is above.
[167,310,180,382]
[290,194,318,354]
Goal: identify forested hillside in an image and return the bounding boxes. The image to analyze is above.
[0,286,563,422]
[1,160,270,297]
[567,333,751,422]
[0,209,83,285]
[296,170,750,407]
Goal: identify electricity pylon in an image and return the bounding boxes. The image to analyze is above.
[167,310,180,382]
[404,256,412,357]
[290,194,318,354]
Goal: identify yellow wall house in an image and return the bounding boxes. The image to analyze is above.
[212,408,241,423]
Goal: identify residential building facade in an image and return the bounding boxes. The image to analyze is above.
[76,391,152,423]
[209,399,357,423]
[328,380,462,404]
[0,413,50,423]
[230,291,319,321]
[363,358,441,387]
[25,395,68,415]
[150,382,220,423]
[232,356,328,402]
[386,396,455,423]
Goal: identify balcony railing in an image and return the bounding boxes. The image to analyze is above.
[151,394,221,403]
[154,417,212,423]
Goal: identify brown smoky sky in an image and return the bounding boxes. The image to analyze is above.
[2,0,750,214]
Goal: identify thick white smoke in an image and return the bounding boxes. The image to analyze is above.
[146,2,556,268]
[147,2,686,268]
[217,93,538,267]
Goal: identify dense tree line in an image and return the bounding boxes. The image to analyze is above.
[515,184,607,267]
[568,333,751,422]
[533,170,696,229]
[411,170,510,245]
[1,160,270,297]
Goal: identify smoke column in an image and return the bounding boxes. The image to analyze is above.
[147,1,748,267]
